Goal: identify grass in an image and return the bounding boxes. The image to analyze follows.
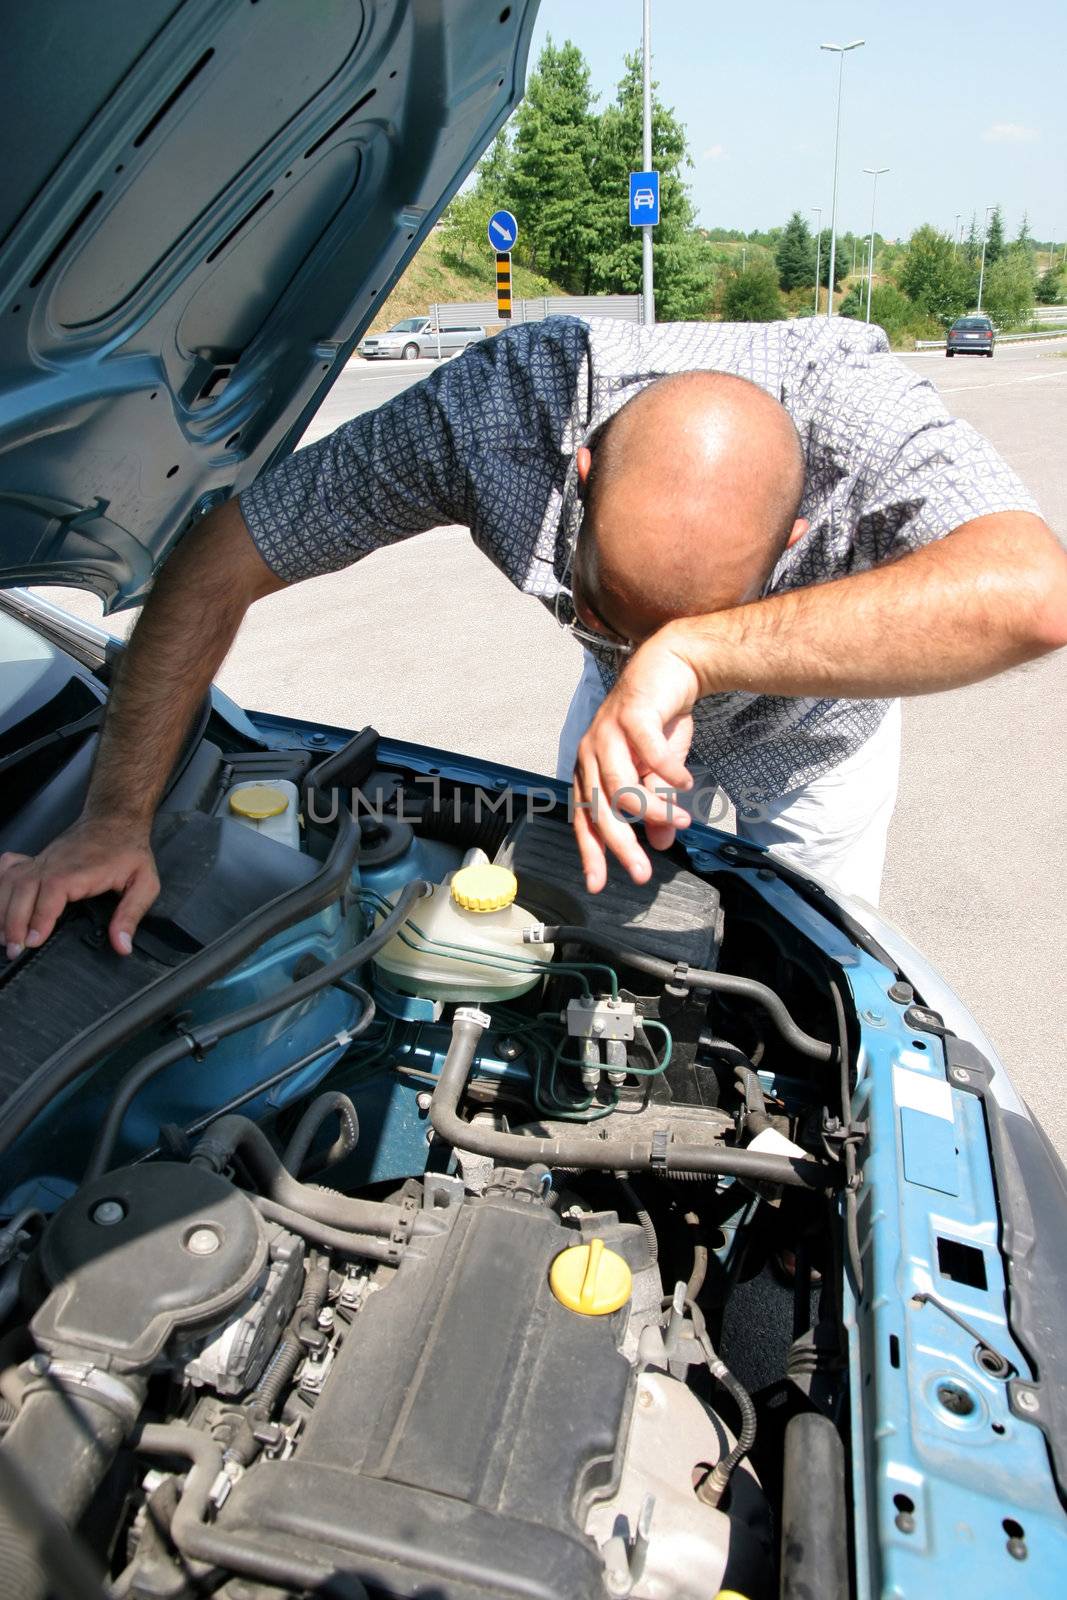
[367,228,567,334]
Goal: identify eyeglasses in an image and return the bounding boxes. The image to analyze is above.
[554,579,634,661]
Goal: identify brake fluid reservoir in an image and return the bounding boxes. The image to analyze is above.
[373,863,553,1002]
[225,781,300,851]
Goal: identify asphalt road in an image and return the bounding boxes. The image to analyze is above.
[33,334,1067,1153]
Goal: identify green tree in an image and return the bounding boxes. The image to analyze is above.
[508,39,598,290]
[838,282,932,345]
[1036,265,1065,304]
[439,131,515,265]
[775,212,816,292]
[964,213,980,266]
[984,204,1005,267]
[585,53,710,319]
[982,251,1035,327]
[898,224,974,324]
[721,259,783,321]
[816,230,849,292]
[1013,211,1034,256]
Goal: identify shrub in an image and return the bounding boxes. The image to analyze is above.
[721,260,784,321]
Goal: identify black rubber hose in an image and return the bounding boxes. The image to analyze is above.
[2,1374,145,1532]
[82,878,431,1183]
[689,1306,758,1508]
[780,1412,849,1599]
[529,926,833,1062]
[191,1116,405,1237]
[249,1195,402,1264]
[132,1424,369,1597]
[249,1254,330,1419]
[683,1208,709,1301]
[430,1011,834,1189]
[283,1092,360,1178]
[616,1175,658,1266]
[0,1445,111,1600]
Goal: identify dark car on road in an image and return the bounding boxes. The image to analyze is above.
[947,314,996,357]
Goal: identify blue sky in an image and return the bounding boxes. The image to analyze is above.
[525,0,1065,245]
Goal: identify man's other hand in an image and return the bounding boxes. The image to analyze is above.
[572,627,700,892]
[0,818,160,959]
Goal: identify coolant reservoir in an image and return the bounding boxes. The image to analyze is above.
[224,781,300,851]
[373,863,553,1003]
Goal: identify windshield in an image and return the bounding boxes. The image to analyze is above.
[388,319,424,333]
[954,317,991,329]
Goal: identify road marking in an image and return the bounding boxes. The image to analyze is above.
[940,369,1067,392]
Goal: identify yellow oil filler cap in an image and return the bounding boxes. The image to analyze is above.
[229,783,289,821]
[450,863,518,913]
[550,1238,632,1316]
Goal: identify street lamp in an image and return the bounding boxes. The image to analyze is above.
[953,212,962,258]
[976,204,995,313]
[811,207,822,315]
[863,166,888,323]
[820,39,865,316]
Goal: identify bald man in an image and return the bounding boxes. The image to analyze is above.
[2,316,1065,956]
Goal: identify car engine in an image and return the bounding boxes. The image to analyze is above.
[0,719,856,1600]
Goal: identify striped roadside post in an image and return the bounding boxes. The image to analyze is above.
[487,210,518,323]
[496,252,513,320]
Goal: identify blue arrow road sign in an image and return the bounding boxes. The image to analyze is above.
[629,171,659,227]
[488,209,518,251]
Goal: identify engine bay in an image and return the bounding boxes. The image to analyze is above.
[0,650,877,1599]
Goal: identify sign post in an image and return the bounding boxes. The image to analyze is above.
[488,209,518,321]
[639,0,655,324]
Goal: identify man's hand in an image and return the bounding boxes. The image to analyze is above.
[0,818,160,960]
[570,511,1067,891]
[573,627,700,892]
[0,497,284,959]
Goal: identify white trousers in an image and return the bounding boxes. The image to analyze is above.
[556,651,901,906]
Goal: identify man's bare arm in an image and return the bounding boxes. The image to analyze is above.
[0,500,284,956]
[572,513,1067,890]
[673,513,1067,699]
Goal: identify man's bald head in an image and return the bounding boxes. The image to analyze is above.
[572,370,807,642]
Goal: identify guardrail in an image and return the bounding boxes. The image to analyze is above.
[915,327,1067,349]
[429,294,644,327]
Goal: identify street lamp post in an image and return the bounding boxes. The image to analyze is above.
[811,207,822,315]
[953,212,962,257]
[863,166,888,323]
[976,204,995,313]
[820,39,865,317]
[641,0,654,326]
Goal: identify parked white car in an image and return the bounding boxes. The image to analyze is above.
[358,316,485,360]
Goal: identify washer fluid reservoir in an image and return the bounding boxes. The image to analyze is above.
[372,863,554,1003]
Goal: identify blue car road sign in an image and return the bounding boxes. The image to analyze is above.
[488,209,518,252]
[629,171,659,227]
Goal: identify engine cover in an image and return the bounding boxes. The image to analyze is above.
[217,1190,646,1599]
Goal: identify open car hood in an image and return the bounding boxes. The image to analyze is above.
[0,0,537,608]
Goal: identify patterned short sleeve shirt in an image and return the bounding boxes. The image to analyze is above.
[240,316,1038,802]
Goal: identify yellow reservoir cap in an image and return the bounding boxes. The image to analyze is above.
[229,783,289,821]
[450,863,518,913]
[550,1238,632,1316]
